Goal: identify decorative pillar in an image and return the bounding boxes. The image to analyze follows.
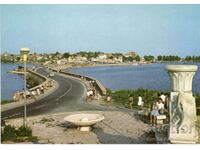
[166,65,199,144]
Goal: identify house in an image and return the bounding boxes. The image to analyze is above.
[75,55,88,62]
[97,54,107,60]
[114,55,123,63]
[57,58,68,65]
[67,55,88,64]
[124,51,137,58]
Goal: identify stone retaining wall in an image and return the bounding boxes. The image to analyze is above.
[12,68,54,102]
[2,68,56,112]
[49,67,107,95]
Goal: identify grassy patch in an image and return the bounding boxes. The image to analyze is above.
[108,88,167,109]
[107,88,200,110]
[1,100,14,105]
[27,75,40,88]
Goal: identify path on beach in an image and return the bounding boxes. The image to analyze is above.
[1,67,118,122]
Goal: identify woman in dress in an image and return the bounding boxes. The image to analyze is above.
[150,101,159,126]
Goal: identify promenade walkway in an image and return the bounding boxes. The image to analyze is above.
[2,66,152,144]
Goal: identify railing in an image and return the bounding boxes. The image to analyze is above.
[49,67,107,95]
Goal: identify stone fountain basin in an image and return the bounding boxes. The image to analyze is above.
[64,114,105,127]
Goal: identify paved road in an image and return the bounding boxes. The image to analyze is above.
[1,67,116,124]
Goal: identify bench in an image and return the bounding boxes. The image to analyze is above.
[138,110,145,115]
[156,115,167,125]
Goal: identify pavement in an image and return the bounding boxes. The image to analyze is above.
[1,67,117,125]
[1,66,155,144]
[4,111,149,144]
[1,79,59,112]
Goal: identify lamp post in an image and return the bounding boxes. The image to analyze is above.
[20,48,30,127]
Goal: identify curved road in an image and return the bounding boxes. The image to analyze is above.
[1,67,115,124]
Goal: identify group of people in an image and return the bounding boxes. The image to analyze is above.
[86,89,95,101]
[86,88,102,101]
[26,85,45,100]
[128,94,144,109]
[86,79,102,101]
[150,93,169,126]
[128,92,169,126]
[13,79,54,102]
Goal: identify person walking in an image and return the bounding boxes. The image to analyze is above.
[137,95,143,109]
[160,92,166,104]
[129,96,134,109]
[106,96,111,103]
[157,98,165,114]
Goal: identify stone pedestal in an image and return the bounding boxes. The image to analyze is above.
[166,65,198,144]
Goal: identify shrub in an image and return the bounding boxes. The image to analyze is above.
[17,126,32,137]
[1,125,35,143]
[106,88,112,96]
[110,88,168,109]
[110,88,200,111]
[1,125,17,141]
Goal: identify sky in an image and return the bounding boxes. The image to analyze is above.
[1,4,200,57]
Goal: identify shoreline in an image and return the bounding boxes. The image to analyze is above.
[49,62,200,95]
[49,62,155,70]
[2,62,199,104]
[50,61,200,71]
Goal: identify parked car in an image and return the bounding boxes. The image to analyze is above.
[49,73,55,77]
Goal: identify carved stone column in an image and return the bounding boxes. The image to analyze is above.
[166,65,198,143]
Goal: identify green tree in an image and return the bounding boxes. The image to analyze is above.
[157,55,162,61]
[55,51,60,55]
[185,56,200,62]
[144,55,154,62]
[108,56,114,59]
[134,55,140,62]
[62,52,70,59]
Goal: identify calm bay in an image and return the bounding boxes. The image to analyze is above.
[1,63,37,101]
[69,62,200,94]
[1,62,200,101]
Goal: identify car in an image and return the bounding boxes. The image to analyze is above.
[32,66,36,71]
[49,73,55,77]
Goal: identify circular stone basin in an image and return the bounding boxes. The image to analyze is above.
[64,114,105,131]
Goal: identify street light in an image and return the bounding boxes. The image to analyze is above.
[20,48,30,127]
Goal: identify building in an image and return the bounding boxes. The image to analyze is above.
[57,58,68,65]
[124,51,137,58]
[97,54,107,60]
